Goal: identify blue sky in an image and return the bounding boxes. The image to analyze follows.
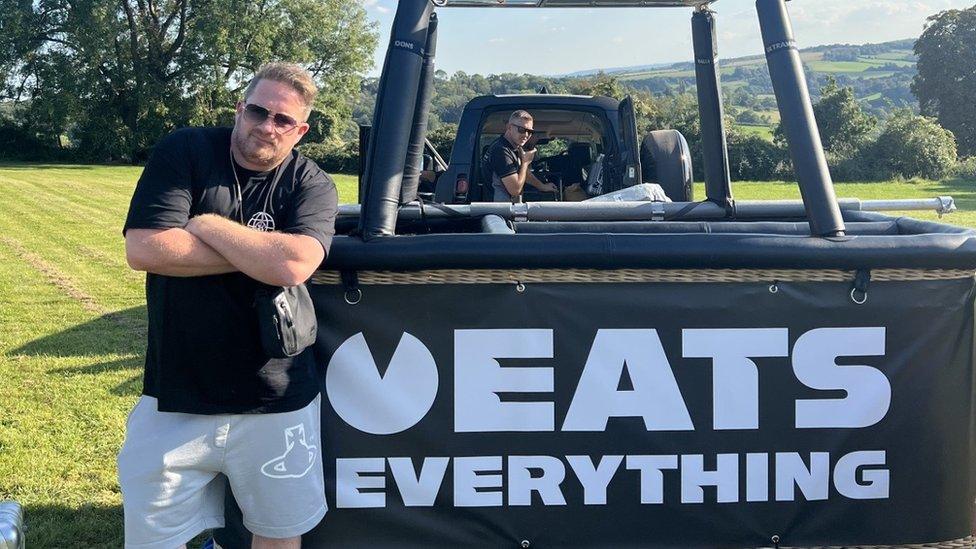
[362,0,975,76]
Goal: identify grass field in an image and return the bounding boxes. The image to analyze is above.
[0,163,973,546]
[737,125,776,141]
[0,165,356,547]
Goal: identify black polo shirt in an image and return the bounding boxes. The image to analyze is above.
[482,135,522,202]
[124,127,338,414]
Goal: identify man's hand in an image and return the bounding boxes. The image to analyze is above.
[184,215,215,237]
[185,214,324,287]
[526,171,557,194]
[518,147,537,164]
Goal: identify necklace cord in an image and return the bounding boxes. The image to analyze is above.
[230,147,286,227]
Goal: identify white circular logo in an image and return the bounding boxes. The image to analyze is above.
[247,211,275,232]
[326,332,439,435]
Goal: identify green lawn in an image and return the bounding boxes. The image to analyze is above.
[806,60,879,73]
[709,179,976,227]
[0,163,973,546]
[0,165,356,547]
[873,50,915,62]
[738,125,775,141]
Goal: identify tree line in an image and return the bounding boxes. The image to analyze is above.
[2,2,974,183]
[0,0,377,162]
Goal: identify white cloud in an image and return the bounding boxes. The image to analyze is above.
[788,0,964,36]
[363,0,390,13]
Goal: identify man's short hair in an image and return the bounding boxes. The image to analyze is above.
[244,62,318,119]
[509,110,534,125]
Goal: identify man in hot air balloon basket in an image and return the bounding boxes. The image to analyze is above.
[482,109,559,202]
[120,62,338,549]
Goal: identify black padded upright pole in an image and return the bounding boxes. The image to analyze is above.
[757,0,846,237]
[401,13,439,205]
[692,8,733,210]
[358,0,433,240]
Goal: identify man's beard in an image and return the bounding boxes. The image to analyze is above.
[232,126,280,169]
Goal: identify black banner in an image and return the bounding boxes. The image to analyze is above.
[221,276,976,548]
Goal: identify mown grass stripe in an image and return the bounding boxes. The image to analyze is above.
[0,235,139,541]
[0,176,131,229]
[0,203,142,311]
[24,174,139,207]
[0,235,145,338]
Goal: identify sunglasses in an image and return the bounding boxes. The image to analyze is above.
[241,103,301,134]
[512,124,535,136]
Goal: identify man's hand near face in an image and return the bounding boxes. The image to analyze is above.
[517,147,537,164]
[501,146,559,196]
[518,148,557,193]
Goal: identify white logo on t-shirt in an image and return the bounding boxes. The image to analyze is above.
[247,211,275,232]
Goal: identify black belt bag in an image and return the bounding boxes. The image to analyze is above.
[255,284,317,358]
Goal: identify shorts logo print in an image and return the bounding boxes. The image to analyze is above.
[260,423,317,479]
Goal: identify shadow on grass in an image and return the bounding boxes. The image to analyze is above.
[8,306,147,397]
[10,306,146,357]
[48,356,144,396]
[23,503,212,548]
[926,178,976,211]
[22,503,124,548]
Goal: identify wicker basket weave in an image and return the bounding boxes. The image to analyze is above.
[782,537,975,548]
[311,269,975,286]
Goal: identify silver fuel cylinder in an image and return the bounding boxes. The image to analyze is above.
[0,501,25,549]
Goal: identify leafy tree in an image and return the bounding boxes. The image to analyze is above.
[570,72,624,98]
[727,131,787,181]
[2,0,377,162]
[872,111,957,180]
[736,110,770,126]
[813,77,877,157]
[913,5,976,155]
[299,138,358,174]
[428,123,459,160]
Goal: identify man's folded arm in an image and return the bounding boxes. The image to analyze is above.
[186,214,325,287]
[125,228,238,277]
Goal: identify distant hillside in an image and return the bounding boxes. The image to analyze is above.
[562,62,674,78]
[610,38,918,120]
[350,39,918,143]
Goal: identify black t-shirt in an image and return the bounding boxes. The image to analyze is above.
[482,135,521,202]
[123,127,338,414]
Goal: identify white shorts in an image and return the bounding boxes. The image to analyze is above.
[117,395,326,549]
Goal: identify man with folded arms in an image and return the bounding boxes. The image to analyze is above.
[120,62,337,549]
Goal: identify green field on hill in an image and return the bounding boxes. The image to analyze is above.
[0,163,972,546]
[619,45,915,82]
[617,41,918,139]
